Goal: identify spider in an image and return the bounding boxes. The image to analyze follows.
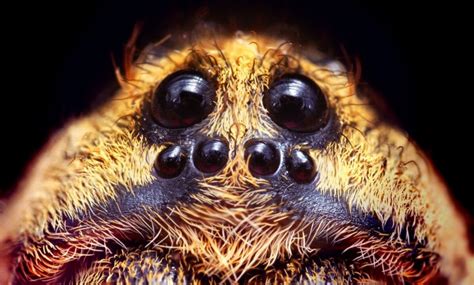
[0,29,472,284]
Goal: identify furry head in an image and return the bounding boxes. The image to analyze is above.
[0,31,472,284]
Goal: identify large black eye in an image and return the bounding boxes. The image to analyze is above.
[151,70,215,129]
[263,74,328,133]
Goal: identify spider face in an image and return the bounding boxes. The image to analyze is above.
[0,32,472,284]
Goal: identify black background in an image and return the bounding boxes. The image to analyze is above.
[1,1,472,223]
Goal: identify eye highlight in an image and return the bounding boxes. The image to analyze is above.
[151,70,216,129]
[263,74,329,133]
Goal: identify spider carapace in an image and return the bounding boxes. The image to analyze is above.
[0,31,473,284]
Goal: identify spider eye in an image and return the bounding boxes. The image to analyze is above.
[263,74,329,133]
[154,145,187,178]
[286,149,317,184]
[151,70,216,129]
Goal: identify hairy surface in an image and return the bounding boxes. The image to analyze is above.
[0,31,473,284]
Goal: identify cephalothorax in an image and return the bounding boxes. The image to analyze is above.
[0,31,472,284]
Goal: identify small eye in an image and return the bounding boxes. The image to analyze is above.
[193,139,229,173]
[151,70,216,129]
[155,145,187,178]
[244,141,280,176]
[286,149,317,184]
[263,74,329,133]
